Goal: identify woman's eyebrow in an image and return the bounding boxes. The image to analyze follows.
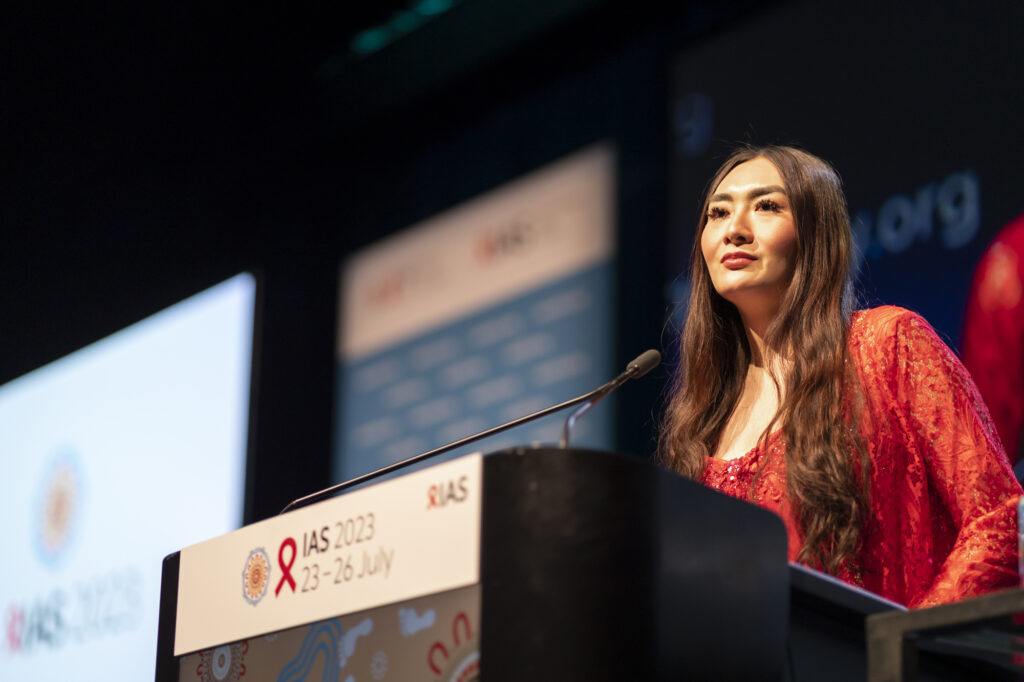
[710,184,787,203]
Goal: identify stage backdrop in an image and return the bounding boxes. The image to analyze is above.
[0,273,255,680]
[335,144,616,481]
[668,0,1024,348]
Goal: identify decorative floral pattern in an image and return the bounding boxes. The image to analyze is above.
[197,640,247,682]
[40,465,76,557]
[370,650,388,680]
[242,548,270,605]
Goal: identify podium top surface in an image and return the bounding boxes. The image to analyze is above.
[791,562,905,617]
[867,588,1024,679]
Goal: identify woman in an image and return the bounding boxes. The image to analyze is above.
[659,145,1021,608]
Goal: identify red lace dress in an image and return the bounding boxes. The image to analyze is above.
[701,306,1023,608]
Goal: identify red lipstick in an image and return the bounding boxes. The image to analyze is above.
[721,251,757,269]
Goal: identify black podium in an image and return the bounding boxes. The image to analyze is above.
[867,587,1024,680]
[788,561,903,680]
[156,447,789,681]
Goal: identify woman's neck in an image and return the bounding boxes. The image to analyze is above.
[738,306,791,374]
[744,323,770,367]
[740,310,772,363]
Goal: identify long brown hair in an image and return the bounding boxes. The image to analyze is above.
[658,145,868,573]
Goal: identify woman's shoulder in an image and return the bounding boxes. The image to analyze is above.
[850,305,934,342]
[849,305,956,368]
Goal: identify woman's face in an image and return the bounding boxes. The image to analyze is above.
[700,157,798,315]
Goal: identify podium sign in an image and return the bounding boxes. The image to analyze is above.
[174,454,482,656]
[159,448,791,680]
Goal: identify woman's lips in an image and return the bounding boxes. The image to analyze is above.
[721,252,757,269]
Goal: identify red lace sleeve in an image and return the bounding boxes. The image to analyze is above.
[883,310,1021,608]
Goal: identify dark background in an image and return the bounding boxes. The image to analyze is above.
[667,0,1024,346]
[7,0,1012,524]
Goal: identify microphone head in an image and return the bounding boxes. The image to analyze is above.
[627,349,661,378]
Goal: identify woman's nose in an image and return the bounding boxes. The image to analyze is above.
[724,212,752,244]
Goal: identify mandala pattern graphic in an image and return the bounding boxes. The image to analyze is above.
[197,640,248,682]
[242,548,270,605]
[41,466,76,555]
[370,650,388,680]
[35,451,81,564]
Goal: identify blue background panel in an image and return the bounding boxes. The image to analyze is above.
[336,262,614,481]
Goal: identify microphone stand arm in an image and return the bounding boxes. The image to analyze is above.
[558,370,634,448]
[280,348,660,515]
[280,382,610,515]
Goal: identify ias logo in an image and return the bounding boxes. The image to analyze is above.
[427,476,469,510]
[473,219,539,265]
[34,448,83,566]
[242,548,270,606]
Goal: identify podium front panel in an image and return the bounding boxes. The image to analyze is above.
[175,583,480,681]
[158,448,790,680]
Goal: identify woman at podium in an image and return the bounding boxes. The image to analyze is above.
[659,145,1022,608]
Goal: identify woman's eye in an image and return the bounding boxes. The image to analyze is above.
[756,198,781,212]
[707,207,728,220]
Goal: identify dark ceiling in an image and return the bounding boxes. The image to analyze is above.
[7,2,413,191]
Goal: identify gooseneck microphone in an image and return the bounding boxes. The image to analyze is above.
[280,349,662,515]
[559,348,661,448]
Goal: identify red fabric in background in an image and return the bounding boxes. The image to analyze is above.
[702,306,1022,608]
[962,213,1024,464]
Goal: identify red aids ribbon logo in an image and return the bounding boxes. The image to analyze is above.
[275,537,297,597]
[5,607,23,652]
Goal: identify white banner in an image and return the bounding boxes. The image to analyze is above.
[174,454,482,655]
[339,143,615,360]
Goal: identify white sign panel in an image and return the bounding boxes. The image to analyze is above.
[0,274,254,681]
[175,453,482,655]
[340,143,615,360]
